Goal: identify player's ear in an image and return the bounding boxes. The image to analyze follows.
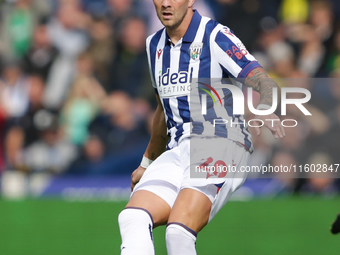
[188,0,195,8]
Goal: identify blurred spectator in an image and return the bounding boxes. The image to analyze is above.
[109,17,153,100]
[67,133,147,176]
[303,152,337,196]
[44,1,90,109]
[22,22,59,81]
[271,150,298,193]
[279,0,309,25]
[22,111,77,174]
[331,0,340,19]
[0,105,6,172]
[0,0,36,59]
[32,0,52,17]
[4,125,24,170]
[310,0,335,77]
[309,0,334,44]
[67,91,151,176]
[89,91,150,155]
[66,134,107,175]
[0,61,30,119]
[60,52,106,146]
[107,0,136,33]
[16,75,48,146]
[82,0,108,17]
[3,75,49,169]
[86,17,115,91]
[297,25,325,77]
[83,135,105,163]
[325,25,340,74]
[267,41,297,78]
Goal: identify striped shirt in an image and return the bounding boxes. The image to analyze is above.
[146,10,261,152]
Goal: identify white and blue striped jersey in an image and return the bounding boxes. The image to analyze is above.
[146,11,261,153]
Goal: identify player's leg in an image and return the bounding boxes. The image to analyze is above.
[118,146,183,255]
[163,138,215,255]
[164,138,250,255]
[166,188,212,255]
[118,190,171,255]
[126,190,171,226]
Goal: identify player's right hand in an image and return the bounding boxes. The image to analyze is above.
[131,166,146,191]
[253,113,286,139]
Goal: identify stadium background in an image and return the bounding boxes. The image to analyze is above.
[0,0,339,254]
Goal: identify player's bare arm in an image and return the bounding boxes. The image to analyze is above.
[131,94,169,190]
[143,95,168,161]
[245,67,280,105]
[245,67,285,139]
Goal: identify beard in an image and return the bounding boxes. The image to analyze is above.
[159,8,188,31]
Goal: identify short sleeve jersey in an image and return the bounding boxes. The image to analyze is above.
[146,11,261,152]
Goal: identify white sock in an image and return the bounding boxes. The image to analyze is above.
[118,207,155,255]
[166,223,197,255]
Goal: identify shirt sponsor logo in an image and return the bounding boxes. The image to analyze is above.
[158,68,193,97]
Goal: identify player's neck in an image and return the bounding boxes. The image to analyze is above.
[166,9,194,45]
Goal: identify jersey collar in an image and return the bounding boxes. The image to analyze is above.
[182,10,202,43]
[165,10,202,46]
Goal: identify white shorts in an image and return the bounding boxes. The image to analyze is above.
[132,136,250,221]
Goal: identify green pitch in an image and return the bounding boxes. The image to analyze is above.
[1,197,339,255]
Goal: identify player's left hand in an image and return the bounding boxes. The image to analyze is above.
[253,113,285,139]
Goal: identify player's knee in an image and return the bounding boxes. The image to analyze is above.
[119,208,155,254]
[166,222,197,241]
[166,223,197,254]
[118,208,131,226]
[118,207,154,230]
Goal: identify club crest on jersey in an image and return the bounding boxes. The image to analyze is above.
[189,42,203,60]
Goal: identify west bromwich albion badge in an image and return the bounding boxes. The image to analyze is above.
[189,42,203,60]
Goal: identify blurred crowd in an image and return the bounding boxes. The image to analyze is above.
[0,0,339,195]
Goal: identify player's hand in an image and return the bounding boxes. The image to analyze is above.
[131,166,146,191]
[253,113,286,139]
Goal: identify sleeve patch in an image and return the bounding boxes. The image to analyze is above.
[221,27,235,38]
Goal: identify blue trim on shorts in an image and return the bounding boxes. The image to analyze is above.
[214,182,225,188]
